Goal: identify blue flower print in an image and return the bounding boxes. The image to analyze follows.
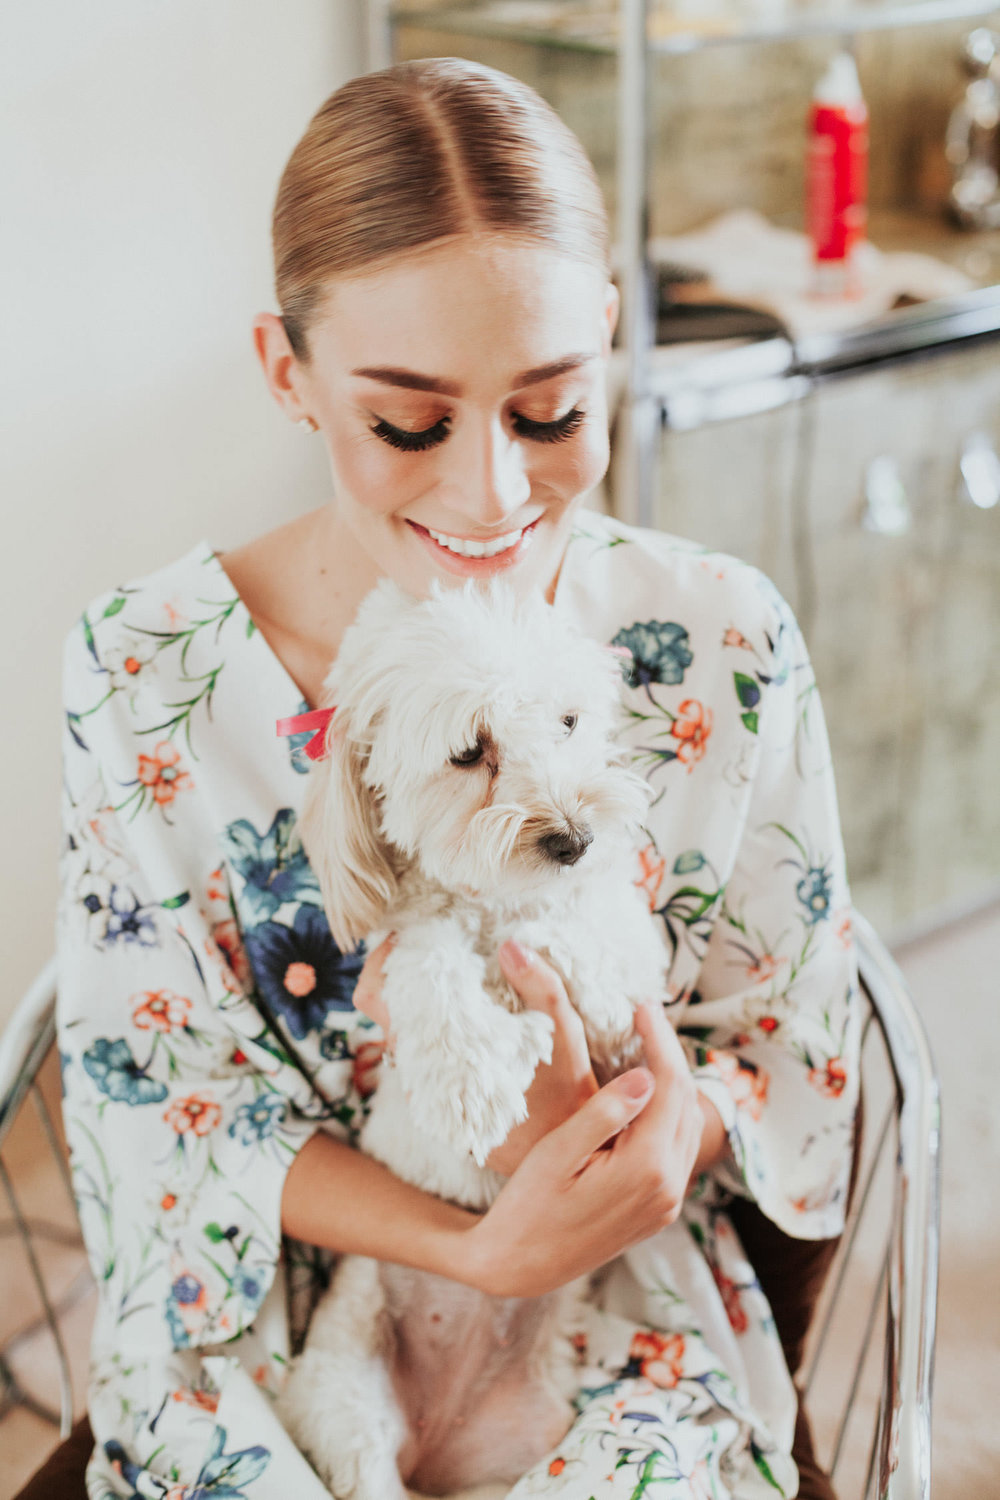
[228,1093,287,1145]
[233,1269,266,1313]
[284,698,316,775]
[102,884,159,949]
[221,809,321,926]
[612,620,693,690]
[189,1423,271,1499]
[244,904,364,1041]
[797,866,832,925]
[173,1273,204,1305]
[81,1037,168,1105]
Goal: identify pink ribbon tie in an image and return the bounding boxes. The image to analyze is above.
[275,706,336,762]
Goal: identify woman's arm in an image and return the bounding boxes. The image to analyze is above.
[289,938,728,1299]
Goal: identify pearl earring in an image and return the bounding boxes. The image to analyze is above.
[297,417,318,433]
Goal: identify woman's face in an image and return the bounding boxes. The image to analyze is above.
[258,235,618,600]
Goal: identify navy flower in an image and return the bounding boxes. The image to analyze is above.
[229,1094,287,1145]
[172,1273,205,1305]
[797,866,832,924]
[612,620,693,689]
[244,904,364,1041]
[81,1037,168,1105]
[221,809,321,927]
[103,884,158,948]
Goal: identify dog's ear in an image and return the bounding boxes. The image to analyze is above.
[299,707,398,951]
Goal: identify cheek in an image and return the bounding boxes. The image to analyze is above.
[323,413,426,517]
[533,420,610,496]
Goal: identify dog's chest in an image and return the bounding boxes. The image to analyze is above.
[379,1264,577,1493]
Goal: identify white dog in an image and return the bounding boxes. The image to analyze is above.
[278,578,668,1500]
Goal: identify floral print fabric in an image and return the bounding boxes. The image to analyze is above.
[56,511,860,1499]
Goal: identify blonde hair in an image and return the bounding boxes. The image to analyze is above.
[272,57,609,362]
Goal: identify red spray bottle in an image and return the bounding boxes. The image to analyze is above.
[807,51,869,297]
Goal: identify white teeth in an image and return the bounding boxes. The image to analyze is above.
[426,526,525,558]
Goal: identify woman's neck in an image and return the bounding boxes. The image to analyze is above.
[217,502,380,710]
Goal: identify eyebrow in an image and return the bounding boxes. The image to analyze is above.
[350,354,599,396]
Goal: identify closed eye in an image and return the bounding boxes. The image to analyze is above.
[562,713,578,734]
[372,407,585,453]
[450,741,485,767]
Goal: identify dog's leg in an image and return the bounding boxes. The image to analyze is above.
[384,932,554,1166]
[278,1256,411,1500]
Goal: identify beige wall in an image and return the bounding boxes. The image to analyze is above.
[3,2,363,1024]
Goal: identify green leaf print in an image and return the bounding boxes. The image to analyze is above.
[102,596,127,619]
[245,616,256,639]
[161,891,190,910]
[750,1441,788,1494]
[733,673,760,710]
[741,711,759,734]
[672,851,705,875]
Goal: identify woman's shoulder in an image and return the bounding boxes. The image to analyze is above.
[567,508,793,641]
[65,539,226,664]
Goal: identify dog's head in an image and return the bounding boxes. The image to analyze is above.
[300,578,650,947]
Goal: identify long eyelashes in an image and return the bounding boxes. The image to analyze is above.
[371,415,452,452]
[370,408,585,453]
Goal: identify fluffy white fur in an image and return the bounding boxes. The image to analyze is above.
[277,579,669,1500]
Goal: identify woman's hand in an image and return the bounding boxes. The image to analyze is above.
[467,997,729,1300]
[353,935,601,1175]
[352,932,728,1299]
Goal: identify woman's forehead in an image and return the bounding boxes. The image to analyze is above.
[310,238,610,383]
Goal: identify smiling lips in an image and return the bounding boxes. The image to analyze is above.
[425,525,526,559]
[408,517,540,565]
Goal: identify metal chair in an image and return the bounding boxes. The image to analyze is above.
[0,914,940,1497]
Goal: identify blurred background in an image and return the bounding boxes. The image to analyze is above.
[3,2,999,1496]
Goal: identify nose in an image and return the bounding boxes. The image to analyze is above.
[539,824,594,867]
[451,416,532,528]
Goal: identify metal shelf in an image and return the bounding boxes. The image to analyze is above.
[390,0,1000,55]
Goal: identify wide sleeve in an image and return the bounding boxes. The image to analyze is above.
[679,586,861,1241]
[56,616,324,1354]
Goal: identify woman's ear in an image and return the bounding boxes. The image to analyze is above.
[602,280,620,356]
[251,311,313,428]
[298,711,398,951]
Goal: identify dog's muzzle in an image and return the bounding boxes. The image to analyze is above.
[538,825,594,867]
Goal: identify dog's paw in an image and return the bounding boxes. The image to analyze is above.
[400,1007,554,1167]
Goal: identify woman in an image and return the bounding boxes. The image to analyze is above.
[56,58,860,1500]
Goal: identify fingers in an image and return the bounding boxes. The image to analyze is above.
[352,932,396,1030]
[632,998,689,1080]
[498,939,595,1077]
[544,1066,655,1171]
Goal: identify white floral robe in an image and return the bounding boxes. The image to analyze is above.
[56,509,861,1500]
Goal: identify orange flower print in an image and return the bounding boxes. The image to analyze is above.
[722,627,753,651]
[137,741,192,807]
[712,1267,749,1334]
[352,1039,386,1098]
[747,953,782,984]
[207,865,228,904]
[706,1050,769,1121]
[628,1329,686,1388]
[171,1386,219,1413]
[670,700,713,770]
[548,1457,567,1477]
[164,1093,222,1137]
[757,1016,779,1035]
[131,989,192,1033]
[213,918,251,986]
[809,1057,848,1098]
[834,909,852,948]
[635,843,667,911]
[161,1193,177,1211]
[571,1330,589,1362]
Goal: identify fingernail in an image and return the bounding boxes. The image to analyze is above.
[499,938,533,973]
[619,1067,653,1099]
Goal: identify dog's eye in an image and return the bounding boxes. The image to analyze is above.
[450,741,484,767]
[562,714,578,734]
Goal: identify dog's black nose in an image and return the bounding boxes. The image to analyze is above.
[539,826,594,866]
